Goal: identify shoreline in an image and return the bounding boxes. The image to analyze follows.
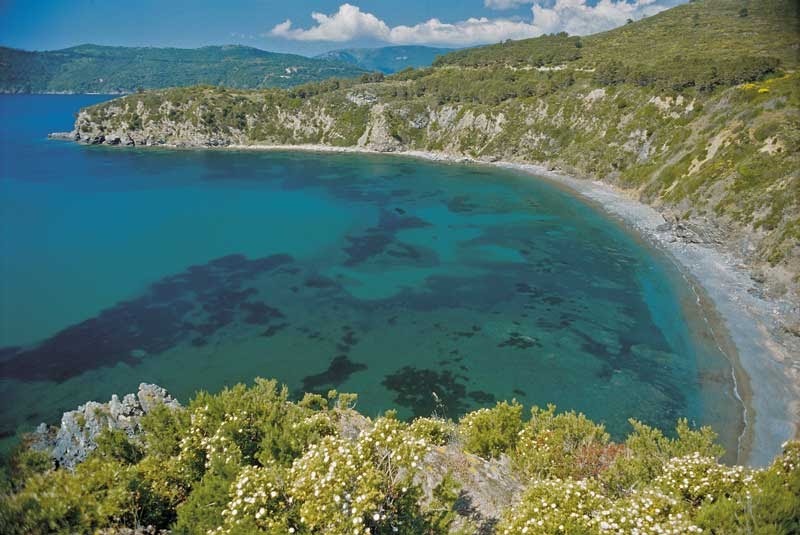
[224,142,798,466]
[58,137,799,465]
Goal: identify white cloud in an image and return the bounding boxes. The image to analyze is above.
[271,4,390,42]
[531,0,676,36]
[388,17,541,46]
[270,1,678,47]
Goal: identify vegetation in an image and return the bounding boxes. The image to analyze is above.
[0,378,797,534]
[0,44,369,93]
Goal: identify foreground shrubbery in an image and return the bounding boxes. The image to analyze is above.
[1,379,798,534]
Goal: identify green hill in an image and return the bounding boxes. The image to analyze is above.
[316,45,453,74]
[71,0,800,293]
[0,44,369,93]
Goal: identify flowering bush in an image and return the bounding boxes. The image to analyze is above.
[656,452,754,506]
[497,478,610,534]
[512,405,610,480]
[409,417,455,446]
[598,489,702,533]
[2,378,799,535]
[213,463,295,534]
[693,441,800,533]
[289,417,431,534]
[601,418,723,496]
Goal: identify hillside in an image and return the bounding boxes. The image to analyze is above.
[1,379,798,533]
[0,44,368,93]
[66,0,800,296]
[316,45,453,74]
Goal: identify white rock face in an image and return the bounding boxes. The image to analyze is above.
[29,383,181,470]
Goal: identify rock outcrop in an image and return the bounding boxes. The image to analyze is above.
[29,383,181,470]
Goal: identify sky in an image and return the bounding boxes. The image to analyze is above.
[0,0,686,56]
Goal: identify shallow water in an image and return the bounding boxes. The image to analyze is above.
[0,95,742,456]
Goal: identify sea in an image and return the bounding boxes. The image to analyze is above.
[0,94,743,457]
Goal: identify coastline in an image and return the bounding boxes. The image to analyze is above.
[222,142,798,466]
[56,137,799,465]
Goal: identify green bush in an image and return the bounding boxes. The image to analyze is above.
[458,400,523,459]
[512,405,611,480]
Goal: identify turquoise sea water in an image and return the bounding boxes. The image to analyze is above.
[0,95,742,456]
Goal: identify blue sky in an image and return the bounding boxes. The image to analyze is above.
[0,0,685,56]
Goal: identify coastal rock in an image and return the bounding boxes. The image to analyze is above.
[47,131,79,141]
[29,383,181,470]
[336,411,522,529]
[419,446,523,531]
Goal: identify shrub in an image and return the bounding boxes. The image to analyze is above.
[513,405,610,480]
[602,418,723,495]
[458,400,524,459]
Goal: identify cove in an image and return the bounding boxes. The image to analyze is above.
[0,95,743,458]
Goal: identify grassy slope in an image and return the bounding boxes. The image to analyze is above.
[0,44,368,92]
[77,0,800,286]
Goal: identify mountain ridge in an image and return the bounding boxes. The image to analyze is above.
[0,43,370,93]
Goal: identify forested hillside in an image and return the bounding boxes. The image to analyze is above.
[0,44,368,93]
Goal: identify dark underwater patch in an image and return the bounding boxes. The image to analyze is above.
[446,195,477,213]
[304,275,338,289]
[261,323,290,338]
[0,253,294,382]
[337,327,359,353]
[301,355,367,393]
[381,366,468,418]
[240,301,285,325]
[498,332,541,350]
[468,390,496,404]
[342,210,431,266]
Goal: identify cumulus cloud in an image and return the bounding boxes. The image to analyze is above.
[271,4,390,42]
[270,1,678,46]
[271,3,539,45]
[530,0,677,36]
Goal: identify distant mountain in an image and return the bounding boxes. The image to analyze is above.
[0,44,369,93]
[315,46,453,74]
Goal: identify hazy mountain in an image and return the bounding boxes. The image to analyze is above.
[315,45,453,74]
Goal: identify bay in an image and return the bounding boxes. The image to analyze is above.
[0,95,742,457]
